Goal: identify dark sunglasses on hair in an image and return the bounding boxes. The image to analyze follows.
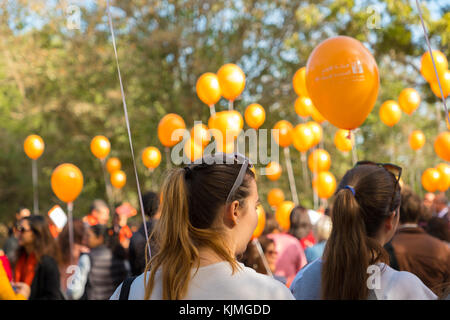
[16,225,32,233]
[355,160,402,212]
[186,152,254,203]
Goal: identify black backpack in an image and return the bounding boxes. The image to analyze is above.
[118,276,137,300]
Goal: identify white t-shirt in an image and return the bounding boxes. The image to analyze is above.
[368,263,437,300]
[110,261,294,300]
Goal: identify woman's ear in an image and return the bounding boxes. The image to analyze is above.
[384,210,397,231]
[223,201,240,228]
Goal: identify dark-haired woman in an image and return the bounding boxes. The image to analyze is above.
[291,162,436,300]
[67,224,129,300]
[111,153,293,300]
[14,216,64,300]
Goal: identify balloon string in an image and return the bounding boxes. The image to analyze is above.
[106,0,151,259]
[252,239,273,277]
[209,104,216,116]
[67,202,74,266]
[32,159,39,215]
[284,147,299,205]
[415,0,449,125]
[351,131,358,166]
[228,100,233,111]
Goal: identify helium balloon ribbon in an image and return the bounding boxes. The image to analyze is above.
[209,104,216,116]
[312,147,318,210]
[165,147,172,169]
[106,0,150,259]
[415,0,449,125]
[100,159,114,212]
[300,152,310,194]
[284,147,299,205]
[252,238,273,277]
[67,202,74,266]
[351,131,358,166]
[32,159,39,215]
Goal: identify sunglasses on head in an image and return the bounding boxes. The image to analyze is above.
[186,152,254,204]
[16,225,31,233]
[355,160,402,211]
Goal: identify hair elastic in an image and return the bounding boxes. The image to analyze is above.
[344,185,356,196]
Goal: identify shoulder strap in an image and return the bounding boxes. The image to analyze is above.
[119,276,138,300]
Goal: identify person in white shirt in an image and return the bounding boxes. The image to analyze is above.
[110,153,293,300]
[291,161,437,300]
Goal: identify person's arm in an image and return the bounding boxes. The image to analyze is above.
[66,254,91,300]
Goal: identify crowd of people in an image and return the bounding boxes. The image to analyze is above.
[0,155,449,300]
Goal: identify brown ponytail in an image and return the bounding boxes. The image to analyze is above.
[144,162,255,300]
[321,164,400,300]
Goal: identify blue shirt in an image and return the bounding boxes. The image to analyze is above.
[305,241,327,263]
[290,258,322,300]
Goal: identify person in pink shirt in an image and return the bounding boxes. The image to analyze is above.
[267,231,307,287]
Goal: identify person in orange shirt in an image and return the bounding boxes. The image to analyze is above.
[112,202,137,249]
[82,199,110,226]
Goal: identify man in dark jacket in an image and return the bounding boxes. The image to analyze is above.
[391,187,450,296]
[128,191,160,276]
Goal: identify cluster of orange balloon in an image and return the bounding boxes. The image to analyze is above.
[420,50,450,99]
[422,163,450,193]
[293,68,326,124]
[196,63,246,114]
[379,88,421,127]
[24,134,45,214]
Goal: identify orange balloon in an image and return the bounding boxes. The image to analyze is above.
[379,100,401,127]
[158,113,186,148]
[313,171,337,199]
[190,124,211,147]
[293,67,309,97]
[436,163,450,192]
[252,205,266,239]
[106,157,121,173]
[294,96,313,118]
[434,131,450,162]
[111,170,126,189]
[420,50,448,83]
[90,136,111,160]
[275,201,295,231]
[310,104,326,123]
[273,120,293,148]
[421,168,441,193]
[268,188,285,208]
[334,129,353,152]
[244,103,266,129]
[398,88,421,115]
[292,124,314,153]
[306,36,379,130]
[184,137,204,162]
[409,130,426,151]
[217,64,245,101]
[208,110,243,144]
[142,146,162,169]
[266,161,282,181]
[51,163,83,203]
[308,149,331,173]
[430,70,450,99]
[216,140,235,154]
[196,72,221,105]
[24,134,45,160]
[307,121,323,147]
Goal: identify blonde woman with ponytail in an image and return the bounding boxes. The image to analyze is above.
[291,161,437,300]
[111,153,293,300]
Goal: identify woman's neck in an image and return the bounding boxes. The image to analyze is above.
[24,244,34,255]
[198,247,229,267]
